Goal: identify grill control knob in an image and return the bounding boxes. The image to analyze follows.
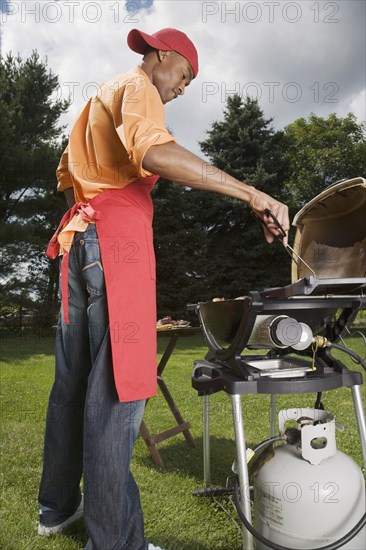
[249,315,304,348]
[270,316,302,347]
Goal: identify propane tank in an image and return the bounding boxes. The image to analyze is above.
[253,408,366,550]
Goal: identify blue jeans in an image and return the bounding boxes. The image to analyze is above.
[38,224,148,550]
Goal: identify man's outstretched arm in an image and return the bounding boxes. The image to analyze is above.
[143,141,290,245]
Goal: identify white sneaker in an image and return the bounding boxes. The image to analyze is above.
[38,495,84,536]
[148,545,166,550]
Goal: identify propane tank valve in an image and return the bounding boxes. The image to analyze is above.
[284,427,301,446]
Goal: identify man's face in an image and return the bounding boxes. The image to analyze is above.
[152,51,194,104]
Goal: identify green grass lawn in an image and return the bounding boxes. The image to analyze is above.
[1,331,365,550]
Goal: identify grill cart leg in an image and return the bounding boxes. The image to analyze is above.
[351,385,366,468]
[231,394,254,550]
[203,394,211,488]
[270,394,277,437]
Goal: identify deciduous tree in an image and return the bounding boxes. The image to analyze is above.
[283,113,366,208]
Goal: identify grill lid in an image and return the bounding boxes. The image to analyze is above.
[291,177,366,282]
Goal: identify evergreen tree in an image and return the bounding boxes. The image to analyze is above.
[0,51,70,326]
[196,95,290,298]
[152,178,208,319]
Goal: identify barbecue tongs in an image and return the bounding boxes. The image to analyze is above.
[252,209,316,277]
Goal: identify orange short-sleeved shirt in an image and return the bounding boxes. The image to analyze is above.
[57,66,175,252]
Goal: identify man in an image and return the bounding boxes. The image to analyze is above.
[38,28,289,550]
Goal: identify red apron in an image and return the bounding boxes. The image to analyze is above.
[47,176,159,402]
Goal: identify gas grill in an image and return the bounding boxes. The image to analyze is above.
[189,177,366,549]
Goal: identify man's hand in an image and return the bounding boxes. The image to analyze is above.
[248,190,290,246]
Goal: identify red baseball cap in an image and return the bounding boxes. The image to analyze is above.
[127,28,199,78]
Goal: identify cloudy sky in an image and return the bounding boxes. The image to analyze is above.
[1,0,365,156]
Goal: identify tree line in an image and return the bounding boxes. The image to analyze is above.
[1,52,365,327]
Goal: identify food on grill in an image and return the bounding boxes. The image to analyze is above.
[156,316,191,329]
[158,316,174,325]
[157,324,173,331]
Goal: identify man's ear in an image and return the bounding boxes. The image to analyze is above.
[157,50,173,62]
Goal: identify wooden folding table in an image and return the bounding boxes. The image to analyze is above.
[139,326,201,467]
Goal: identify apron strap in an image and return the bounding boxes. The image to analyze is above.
[47,202,101,324]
